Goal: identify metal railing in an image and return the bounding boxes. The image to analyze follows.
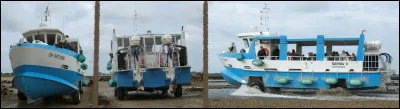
[257,56,279,60]
[325,56,355,61]
[287,56,316,61]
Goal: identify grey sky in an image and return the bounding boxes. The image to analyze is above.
[1,1,203,75]
[209,1,399,73]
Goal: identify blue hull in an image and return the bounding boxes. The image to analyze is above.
[114,67,191,89]
[221,67,380,89]
[12,65,83,99]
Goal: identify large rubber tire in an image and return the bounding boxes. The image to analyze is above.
[71,91,80,105]
[174,85,182,97]
[117,88,125,100]
[17,91,27,100]
[266,87,281,94]
[249,81,265,92]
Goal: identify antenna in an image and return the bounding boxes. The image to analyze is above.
[43,3,51,26]
[133,2,138,35]
[260,3,270,32]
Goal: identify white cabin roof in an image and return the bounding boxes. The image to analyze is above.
[22,23,65,37]
[237,31,278,38]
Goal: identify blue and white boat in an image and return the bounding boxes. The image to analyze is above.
[218,4,395,93]
[9,6,87,104]
[107,28,191,100]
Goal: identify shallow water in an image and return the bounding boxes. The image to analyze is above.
[209,85,399,101]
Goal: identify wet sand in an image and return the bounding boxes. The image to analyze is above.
[208,79,399,108]
[209,98,399,108]
[1,76,204,108]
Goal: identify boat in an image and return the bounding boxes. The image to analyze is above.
[9,6,88,104]
[218,4,395,93]
[107,27,191,100]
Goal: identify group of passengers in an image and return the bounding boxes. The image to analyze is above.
[227,42,357,61]
[18,35,78,53]
[326,50,356,61]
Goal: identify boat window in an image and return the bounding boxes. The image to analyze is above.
[145,37,154,52]
[140,37,144,46]
[259,39,269,44]
[243,39,249,48]
[123,38,129,47]
[175,35,181,44]
[171,35,176,44]
[155,36,162,45]
[34,34,45,43]
[47,34,56,45]
[26,36,33,43]
[117,38,123,47]
[56,35,62,44]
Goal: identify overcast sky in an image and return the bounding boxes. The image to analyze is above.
[208,1,399,73]
[1,1,203,75]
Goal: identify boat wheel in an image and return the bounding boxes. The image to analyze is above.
[174,84,182,97]
[17,91,27,100]
[71,91,80,105]
[117,88,125,100]
[248,81,265,92]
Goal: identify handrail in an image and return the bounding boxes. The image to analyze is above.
[257,56,279,60]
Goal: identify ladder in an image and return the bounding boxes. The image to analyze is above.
[172,50,180,66]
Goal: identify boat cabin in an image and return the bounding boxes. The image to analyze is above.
[21,23,81,53]
[112,30,187,70]
[237,33,380,72]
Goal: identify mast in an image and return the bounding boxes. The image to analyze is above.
[133,2,138,35]
[43,3,51,26]
[260,3,270,32]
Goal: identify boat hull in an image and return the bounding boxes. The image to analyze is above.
[113,66,191,89]
[10,43,83,99]
[221,67,380,89]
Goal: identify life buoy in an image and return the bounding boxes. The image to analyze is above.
[263,48,269,56]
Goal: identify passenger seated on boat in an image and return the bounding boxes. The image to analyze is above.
[351,53,356,61]
[306,52,313,60]
[289,49,296,60]
[56,38,63,48]
[257,46,267,60]
[272,47,279,60]
[313,54,316,60]
[346,51,351,60]
[332,51,339,61]
[340,50,348,61]
[240,48,246,53]
[71,43,77,53]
